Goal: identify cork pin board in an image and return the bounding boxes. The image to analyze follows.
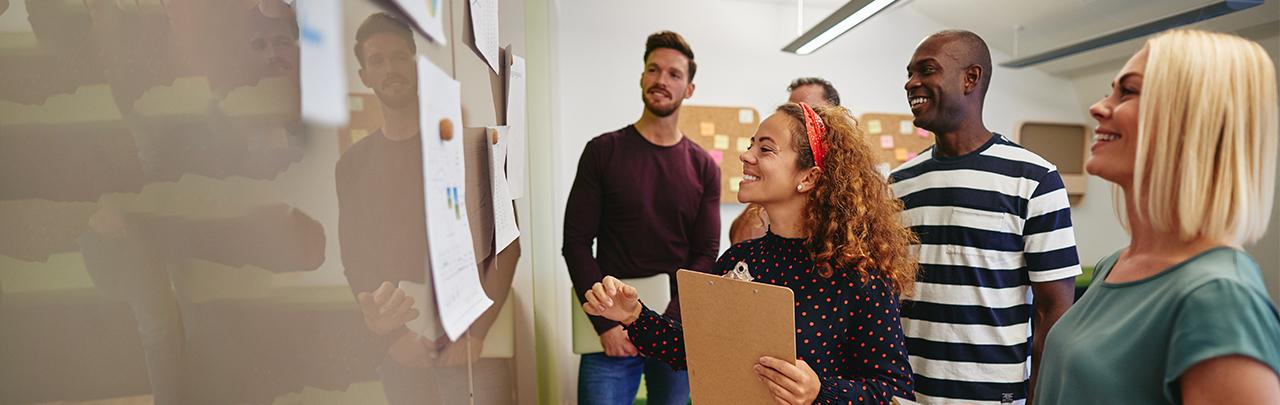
[677,105,761,203]
[859,113,934,173]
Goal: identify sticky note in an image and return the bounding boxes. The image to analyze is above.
[894,147,909,162]
[916,128,930,138]
[899,120,913,135]
[738,109,754,124]
[907,151,918,160]
[737,137,751,152]
[868,119,882,134]
[349,96,365,112]
[729,176,742,192]
[700,122,715,136]
[714,134,729,150]
[708,149,723,165]
[349,129,369,143]
[880,135,894,149]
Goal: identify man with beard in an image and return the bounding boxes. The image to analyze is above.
[889,30,1079,405]
[563,31,719,404]
[334,12,455,404]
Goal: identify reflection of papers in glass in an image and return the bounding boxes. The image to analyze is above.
[469,0,500,73]
[504,54,528,199]
[418,56,492,340]
[392,0,447,44]
[488,126,519,252]
[398,280,446,340]
[297,0,348,126]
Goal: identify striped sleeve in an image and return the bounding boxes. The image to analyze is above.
[1022,170,1081,283]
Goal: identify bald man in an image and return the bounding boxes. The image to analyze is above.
[889,30,1080,405]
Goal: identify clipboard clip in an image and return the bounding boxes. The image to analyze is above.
[724,261,754,282]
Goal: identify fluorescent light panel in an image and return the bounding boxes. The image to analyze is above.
[1001,0,1263,68]
[783,0,899,55]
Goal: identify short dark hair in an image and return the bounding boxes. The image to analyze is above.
[787,77,840,106]
[354,13,415,67]
[930,30,993,97]
[643,31,696,82]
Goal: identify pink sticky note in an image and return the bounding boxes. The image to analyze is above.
[916,128,930,138]
[708,149,723,165]
[879,135,894,149]
[907,151,918,160]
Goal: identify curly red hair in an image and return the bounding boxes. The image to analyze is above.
[778,103,918,295]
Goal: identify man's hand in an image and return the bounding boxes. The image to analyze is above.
[755,357,822,405]
[598,325,638,357]
[386,332,446,367]
[357,281,419,336]
[582,276,642,325]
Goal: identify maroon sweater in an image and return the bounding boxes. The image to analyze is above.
[563,125,721,334]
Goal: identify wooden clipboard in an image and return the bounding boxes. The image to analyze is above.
[677,269,796,405]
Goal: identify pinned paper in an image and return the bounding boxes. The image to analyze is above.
[708,150,723,165]
[907,151,918,160]
[488,126,519,251]
[893,147,909,162]
[736,137,751,152]
[505,54,527,199]
[738,109,754,124]
[470,0,500,72]
[729,176,742,192]
[349,129,368,144]
[700,122,715,136]
[899,120,913,135]
[392,0,447,44]
[349,95,365,112]
[879,135,894,149]
[916,128,930,138]
[714,135,729,150]
[418,56,492,340]
[297,0,348,126]
[868,119,882,134]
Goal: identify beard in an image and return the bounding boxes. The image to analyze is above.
[643,92,683,117]
[374,76,417,110]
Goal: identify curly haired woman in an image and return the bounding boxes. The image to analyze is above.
[584,102,918,404]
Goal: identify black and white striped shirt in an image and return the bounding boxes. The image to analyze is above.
[890,134,1081,405]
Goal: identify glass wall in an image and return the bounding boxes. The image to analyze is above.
[0,1,527,404]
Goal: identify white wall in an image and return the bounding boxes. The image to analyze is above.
[547,0,1085,402]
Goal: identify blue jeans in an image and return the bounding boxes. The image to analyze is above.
[578,353,689,405]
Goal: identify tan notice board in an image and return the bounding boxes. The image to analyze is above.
[677,270,796,404]
[859,113,935,171]
[677,105,761,203]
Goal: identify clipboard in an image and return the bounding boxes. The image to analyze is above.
[677,269,796,405]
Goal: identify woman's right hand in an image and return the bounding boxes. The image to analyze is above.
[582,276,642,325]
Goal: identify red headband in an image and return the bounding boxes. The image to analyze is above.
[798,102,828,169]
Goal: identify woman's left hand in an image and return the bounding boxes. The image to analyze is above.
[755,356,821,405]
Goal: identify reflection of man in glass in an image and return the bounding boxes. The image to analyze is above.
[335,13,454,404]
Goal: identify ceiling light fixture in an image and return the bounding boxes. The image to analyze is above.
[783,0,899,55]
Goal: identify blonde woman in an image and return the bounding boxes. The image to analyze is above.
[1034,29,1280,404]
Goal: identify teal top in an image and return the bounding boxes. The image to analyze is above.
[1035,247,1280,404]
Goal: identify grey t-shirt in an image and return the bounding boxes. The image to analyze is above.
[1035,247,1280,404]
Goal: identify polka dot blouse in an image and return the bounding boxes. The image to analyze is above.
[625,231,914,404]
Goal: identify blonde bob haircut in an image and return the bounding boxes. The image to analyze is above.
[1132,29,1278,245]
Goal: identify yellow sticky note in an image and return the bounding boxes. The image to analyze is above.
[714,134,729,150]
[899,120,913,135]
[349,96,365,112]
[868,119,882,134]
[894,147,908,162]
[737,137,751,152]
[729,176,742,192]
[350,129,369,143]
[700,122,715,136]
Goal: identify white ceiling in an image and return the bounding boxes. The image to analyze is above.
[908,0,1280,77]
[765,0,1280,78]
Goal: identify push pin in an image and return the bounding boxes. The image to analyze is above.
[439,118,454,140]
[489,128,501,145]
